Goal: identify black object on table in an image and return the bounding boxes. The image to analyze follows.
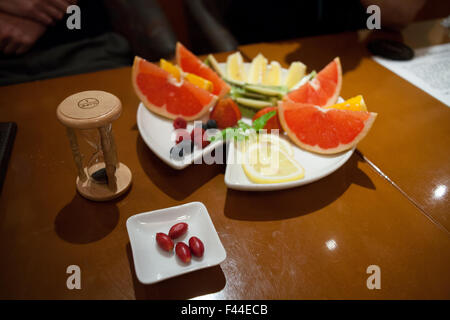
[0,122,17,194]
[367,39,415,61]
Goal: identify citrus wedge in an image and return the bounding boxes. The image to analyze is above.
[239,133,294,157]
[279,100,377,154]
[247,53,268,84]
[176,42,230,98]
[160,59,181,81]
[184,73,214,92]
[263,61,282,86]
[132,56,216,120]
[226,52,246,82]
[242,143,304,184]
[159,59,214,92]
[286,57,342,107]
[324,95,367,112]
[258,134,293,157]
[284,61,306,89]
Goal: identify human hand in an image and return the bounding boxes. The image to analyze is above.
[0,0,77,26]
[0,12,47,55]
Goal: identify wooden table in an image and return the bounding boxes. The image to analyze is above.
[1,20,449,299]
[239,18,450,231]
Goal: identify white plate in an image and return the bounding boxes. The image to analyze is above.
[137,104,224,170]
[225,139,354,191]
[136,62,354,191]
[126,202,226,285]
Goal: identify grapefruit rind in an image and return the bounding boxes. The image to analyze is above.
[278,101,377,154]
[132,56,217,121]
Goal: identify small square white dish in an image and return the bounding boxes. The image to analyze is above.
[126,202,226,284]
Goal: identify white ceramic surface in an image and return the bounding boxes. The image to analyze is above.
[126,202,226,284]
[224,139,354,191]
[137,105,224,170]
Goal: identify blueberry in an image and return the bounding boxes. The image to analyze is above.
[202,122,208,130]
[206,119,217,129]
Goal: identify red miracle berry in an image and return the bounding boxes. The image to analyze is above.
[175,242,191,263]
[168,222,188,239]
[155,232,174,252]
[173,117,187,129]
[189,236,204,258]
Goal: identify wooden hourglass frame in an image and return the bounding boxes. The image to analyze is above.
[57,90,132,201]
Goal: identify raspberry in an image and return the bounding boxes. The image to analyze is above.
[173,117,187,129]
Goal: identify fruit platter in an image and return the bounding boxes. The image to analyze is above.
[133,43,377,191]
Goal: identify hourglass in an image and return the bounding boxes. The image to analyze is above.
[57,90,132,201]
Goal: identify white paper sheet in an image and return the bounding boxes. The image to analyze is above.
[373,42,450,107]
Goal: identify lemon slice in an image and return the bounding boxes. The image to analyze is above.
[247,53,267,84]
[242,143,304,184]
[263,61,282,85]
[284,61,306,89]
[226,52,246,82]
[240,134,294,157]
[324,95,367,112]
[258,133,294,157]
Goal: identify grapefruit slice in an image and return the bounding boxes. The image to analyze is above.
[132,56,217,121]
[176,42,230,98]
[286,57,342,107]
[279,100,377,154]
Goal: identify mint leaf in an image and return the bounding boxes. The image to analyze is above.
[208,111,276,143]
[252,110,276,131]
[209,127,239,142]
[237,120,251,130]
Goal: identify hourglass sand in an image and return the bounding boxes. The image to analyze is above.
[57,91,132,201]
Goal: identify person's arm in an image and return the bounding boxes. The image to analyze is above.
[0,0,76,26]
[102,0,178,60]
[0,12,47,55]
[361,0,426,29]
